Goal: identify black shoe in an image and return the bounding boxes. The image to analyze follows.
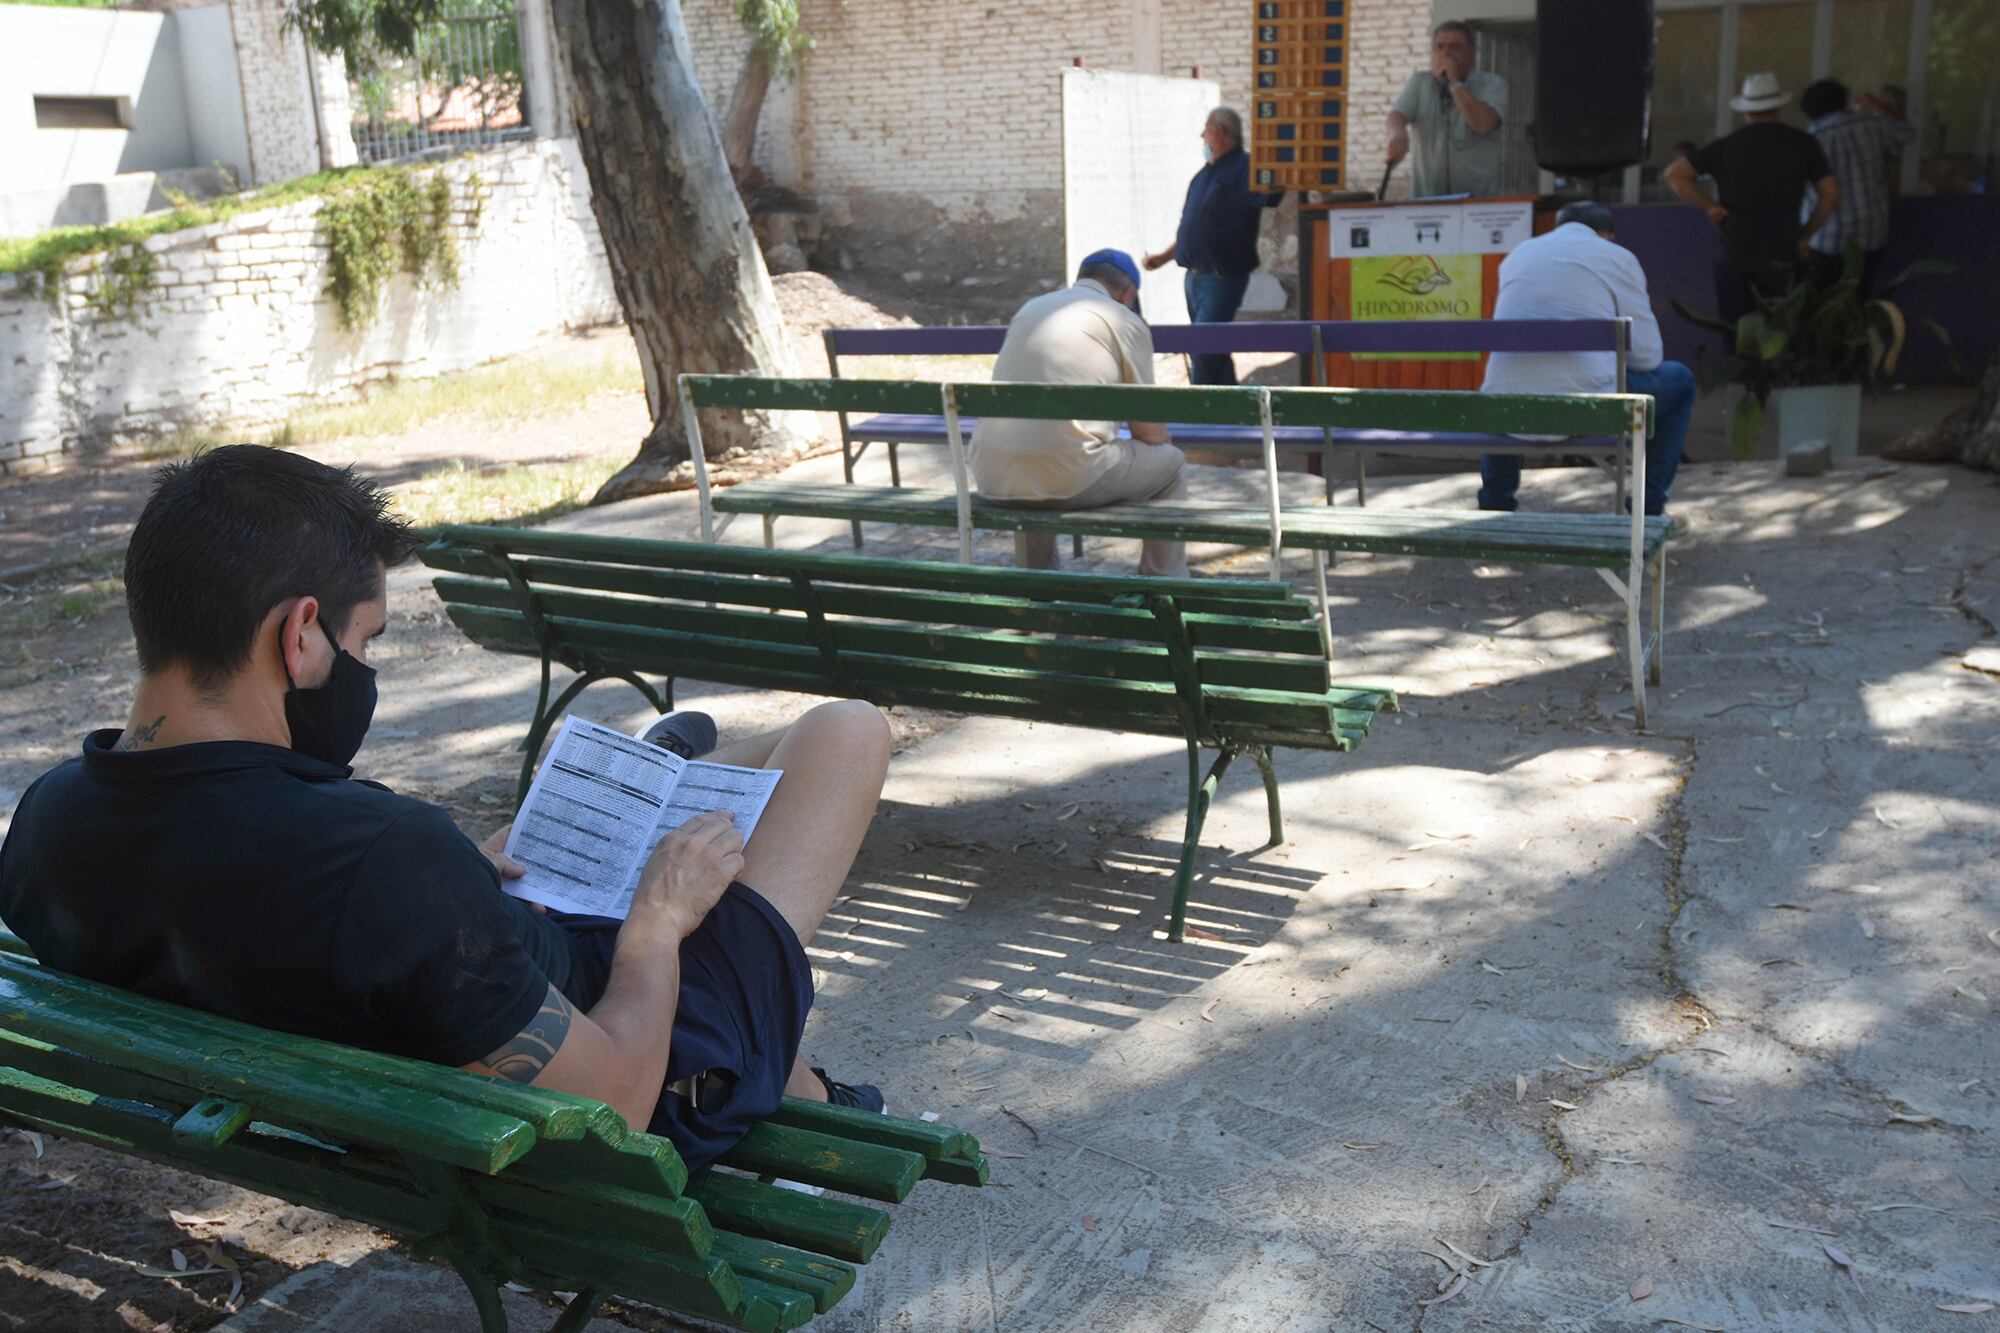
[640,710,718,759]
[814,1067,886,1114]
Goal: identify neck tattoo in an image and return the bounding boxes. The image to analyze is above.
[119,715,166,751]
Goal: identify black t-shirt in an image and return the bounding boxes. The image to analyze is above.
[1690,123,1833,262]
[0,731,560,1068]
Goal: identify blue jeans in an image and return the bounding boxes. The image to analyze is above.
[1478,361,1694,517]
[1184,270,1251,385]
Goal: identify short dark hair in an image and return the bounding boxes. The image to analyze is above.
[1434,20,1475,46]
[1801,78,1849,119]
[124,445,417,688]
[1555,200,1616,234]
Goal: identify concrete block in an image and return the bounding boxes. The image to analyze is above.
[1785,438,1833,477]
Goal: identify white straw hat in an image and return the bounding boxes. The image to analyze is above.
[1730,71,1791,113]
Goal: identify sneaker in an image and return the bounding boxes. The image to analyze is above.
[814,1067,886,1115]
[640,710,718,759]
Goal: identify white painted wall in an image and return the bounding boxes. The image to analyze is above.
[176,4,252,187]
[0,140,620,473]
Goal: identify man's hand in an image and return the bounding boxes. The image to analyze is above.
[1706,204,1729,225]
[1386,128,1410,168]
[627,811,743,941]
[1143,250,1171,272]
[480,823,525,880]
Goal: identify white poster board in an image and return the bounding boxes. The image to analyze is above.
[1061,68,1220,327]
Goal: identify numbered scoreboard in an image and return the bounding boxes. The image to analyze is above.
[1250,0,1347,190]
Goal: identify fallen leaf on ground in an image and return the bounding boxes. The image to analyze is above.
[1183,925,1225,942]
[1598,1156,1643,1165]
[1959,1078,1983,1094]
[1887,1112,1938,1125]
[197,1244,243,1308]
[1341,1141,1388,1150]
[1417,1274,1468,1306]
[1548,1099,1578,1111]
[986,1148,1027,1159]
[1055,802,1082,821]
[1987,928,2000,950]
[1691,1093,1736,1105]
[1199,997,1221,1023]
[1656,1321,1725,1331]
[1081,1214,1097,1233]
[1765,903,1811,911]
[6,1128,45,1159]
[1483,1191,1501,1223]
[1425,831,1474,841]
[1463,1175,1490,1197]
[1953,984,1990,1005]
[1938,1303,1997,1315]
[1822,1241,1865,1294]
[1860,916,1877,939]
[170,1248,188,1273]
[999,1106,1041,1145]
[1555,1055,1597,1073]
[1807,826,1830,839]
[1868,1203,1951,1215]
[1767,1220,1838,1236]
[1630,1275,1654,1301]
[1607,814,1636,824]
[1515,1074,1527,1104]
[1874,806,1901,829]
[1641,832,1669,851]
[1703,836,1745,844]
[1437,1237,1495,1268]
[1304,991,1333,1007]
[1480,962,1505,975]
[1831,884,1883,895]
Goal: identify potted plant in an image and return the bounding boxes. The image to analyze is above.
[1674,249,1953,459]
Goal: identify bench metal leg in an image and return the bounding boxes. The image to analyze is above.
[1073,533,1084,559]
[887,441,903,488]
[516,669,671,807]
[1649,542,1667,686]
[841,438,864,550]
[547,1289,607,1333]
[1355,451,1368,506]
[447,1261,512,1333]
[761,515,775,550]
[1169,742,1237,943]
[1251,745,1283,847]
[1313,550,1332,661]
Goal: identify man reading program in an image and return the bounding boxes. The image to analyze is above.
[0,446,891,1170]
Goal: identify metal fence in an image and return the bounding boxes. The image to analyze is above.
[348,1,531,164]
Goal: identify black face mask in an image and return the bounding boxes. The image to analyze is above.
[283,619,377,767]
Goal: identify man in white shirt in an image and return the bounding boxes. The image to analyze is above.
[1386,22,1508,197]
[1479,201,1692,517]
[970,250,1187,577]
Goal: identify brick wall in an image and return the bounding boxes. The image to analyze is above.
[227,0,356,184]
[679,0,1436,285]
[0,140,617,473]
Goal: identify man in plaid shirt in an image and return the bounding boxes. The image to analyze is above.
[1801,79,1917,293]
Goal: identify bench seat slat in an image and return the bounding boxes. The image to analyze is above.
[0,962,539,1174]
[684,1171,892,1264]
[718,1122,926,1203]
[708,1231,857,1314]
[433,526,1299,605]
[844,411,1620,456]
[764,1098,974,1162]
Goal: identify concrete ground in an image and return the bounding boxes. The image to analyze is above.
[20,441,2000,1331]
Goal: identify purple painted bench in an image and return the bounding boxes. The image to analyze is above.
[821,320,1633,534]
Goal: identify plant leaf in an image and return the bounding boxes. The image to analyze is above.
[1630,1275,1654,1301]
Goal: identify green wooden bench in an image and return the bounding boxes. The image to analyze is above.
[418,527,1396,941]
[0,929,988,1332]
[680,376,1671,728]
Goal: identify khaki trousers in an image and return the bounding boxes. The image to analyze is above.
[987,442,1189,579]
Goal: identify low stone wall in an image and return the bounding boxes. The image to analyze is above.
[0,139,620,474]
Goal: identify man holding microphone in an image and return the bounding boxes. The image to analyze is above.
[1386,21,1507,197]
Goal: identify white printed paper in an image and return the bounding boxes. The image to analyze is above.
[1462,200,1533,254]
[1330,207,1396,258]
[503,716,781,919]
[1332,204,1468,257]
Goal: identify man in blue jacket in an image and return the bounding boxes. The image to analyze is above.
[1143,106,1285,385]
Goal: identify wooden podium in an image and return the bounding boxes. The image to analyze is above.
[1300,195,1555,389]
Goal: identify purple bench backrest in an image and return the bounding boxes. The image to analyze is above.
[823,319,1625,377]
[1313,319,1625,355]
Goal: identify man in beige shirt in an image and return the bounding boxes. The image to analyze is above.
[970,249,1187,577]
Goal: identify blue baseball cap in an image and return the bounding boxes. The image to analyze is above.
[1079,247,1142,291]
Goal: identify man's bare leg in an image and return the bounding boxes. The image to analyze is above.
[707,699,892,1105]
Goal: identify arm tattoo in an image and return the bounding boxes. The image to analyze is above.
[119,715,166,751]
[474,983,574,1084]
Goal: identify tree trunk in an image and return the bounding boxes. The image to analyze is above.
[1884,348,2000,472]
[550,0,793,504]
[721,44,775,180]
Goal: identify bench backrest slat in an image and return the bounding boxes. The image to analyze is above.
[1268,385,1648,436]
[822,319,1616,360]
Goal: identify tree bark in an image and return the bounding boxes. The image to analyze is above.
[549,0,793,504]
[1884,348,2000,472]
[721,44,775,180]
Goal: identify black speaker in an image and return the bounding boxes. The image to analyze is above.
[1533,0,1655,174]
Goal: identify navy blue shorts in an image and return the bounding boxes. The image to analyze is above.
[545,882,813,1171]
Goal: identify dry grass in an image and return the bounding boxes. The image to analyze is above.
[284,353,640,444]
[391,456,622,530]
